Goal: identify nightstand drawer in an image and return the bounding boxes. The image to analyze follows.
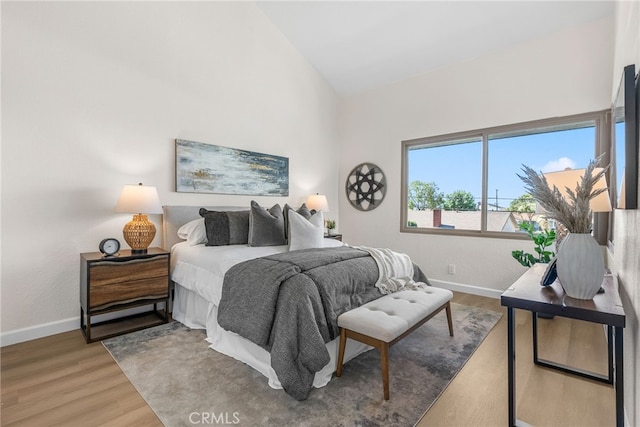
[89,256,168,286]
[90,276,168,310]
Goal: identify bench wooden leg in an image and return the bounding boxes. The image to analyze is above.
[381,341,390,400]
[445,302,454,336]
[337,296,454,401]
[336,328,347,377]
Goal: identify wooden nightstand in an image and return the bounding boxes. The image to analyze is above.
[325,233,342,242]
[80,247,170,343]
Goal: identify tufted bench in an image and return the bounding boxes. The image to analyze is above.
[335,287,454,400]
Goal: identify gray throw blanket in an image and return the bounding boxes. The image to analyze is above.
[218,246,429,400]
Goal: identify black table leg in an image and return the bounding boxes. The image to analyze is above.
[531,312,612,384]
[615,326,623,427]
[607,325,614,384]
[532,312,538,363]
[508,306,516,426]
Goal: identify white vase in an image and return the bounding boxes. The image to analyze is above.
[556,233,604,300]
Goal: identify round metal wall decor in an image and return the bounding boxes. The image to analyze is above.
[345,162,387,211]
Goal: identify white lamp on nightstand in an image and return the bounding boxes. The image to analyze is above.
[307,193,337,236]
[306,193,329,213]
[114,183,162,254]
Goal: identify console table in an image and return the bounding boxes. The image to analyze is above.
[501,263,626,427]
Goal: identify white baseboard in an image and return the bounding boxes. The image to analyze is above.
[0,317,79,347]
[429,279,503,299]
[0,304,163,347]
[0,282,500,347]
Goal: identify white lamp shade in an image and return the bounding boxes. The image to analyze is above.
[306,194,329,212]
[543,168,612,213]
[114,184,163,214]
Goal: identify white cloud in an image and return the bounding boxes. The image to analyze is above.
[540,157,576,173]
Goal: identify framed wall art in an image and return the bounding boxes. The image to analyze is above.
[175,139,289,196]
[611,64,638,210]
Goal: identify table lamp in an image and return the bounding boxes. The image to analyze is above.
[306,193,329,213]
[114,183,162,254]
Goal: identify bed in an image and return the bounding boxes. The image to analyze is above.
[163,204,429,400]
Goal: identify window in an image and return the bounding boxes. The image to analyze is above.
[407,135,483,230]
[401,111,610,240]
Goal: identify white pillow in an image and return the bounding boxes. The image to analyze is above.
[177,218,207,246]
[288,210,324,251]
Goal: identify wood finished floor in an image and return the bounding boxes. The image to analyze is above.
[1,292,615,426]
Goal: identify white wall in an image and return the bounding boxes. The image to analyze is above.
[611,2,640,426]
[0,2,340,343]
[338,17,614,294]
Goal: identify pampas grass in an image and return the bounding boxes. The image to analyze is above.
[517,155,608,234]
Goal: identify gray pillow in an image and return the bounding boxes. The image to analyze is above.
[199,209,228,246]
[248,201,286,246]
[283,203,312,241]
[227,210,250,244]
[199,209,249,246]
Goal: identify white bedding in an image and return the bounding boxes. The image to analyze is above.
[170,238,371,390]
[172,243,297,306]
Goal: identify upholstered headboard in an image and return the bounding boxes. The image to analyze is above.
[162,205,246,249]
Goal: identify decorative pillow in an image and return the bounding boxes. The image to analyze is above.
[199,208,249,246]
[177,218,207,246]
[288,210,324,251]
[200,209,229,246]
[248,201,286,246]
[226,210,250,244]
[283,203,311,241]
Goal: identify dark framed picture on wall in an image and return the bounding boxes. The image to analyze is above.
[611,64,639,210]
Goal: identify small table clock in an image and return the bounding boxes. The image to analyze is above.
[99,238,121,256]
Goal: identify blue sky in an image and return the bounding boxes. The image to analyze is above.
[408,126,606,209]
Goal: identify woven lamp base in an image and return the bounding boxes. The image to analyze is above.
[122,214,156,254]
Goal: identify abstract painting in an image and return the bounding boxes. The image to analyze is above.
[175,139,289,196]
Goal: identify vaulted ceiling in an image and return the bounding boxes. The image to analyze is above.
[257,1,614,95]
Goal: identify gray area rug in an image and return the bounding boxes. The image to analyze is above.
[103,303,501,427]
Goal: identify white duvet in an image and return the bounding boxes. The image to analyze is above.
[171,238,344,305]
